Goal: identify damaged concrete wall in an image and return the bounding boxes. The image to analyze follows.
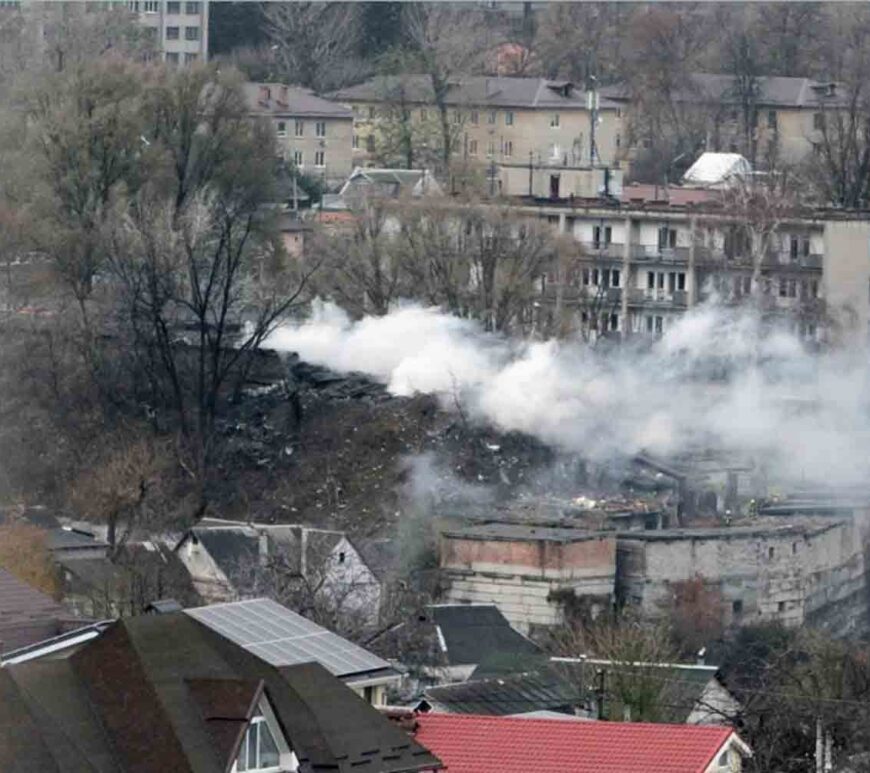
[440,530,617,632]
[617,520,868,637]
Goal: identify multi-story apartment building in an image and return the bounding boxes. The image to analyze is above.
[245,83,354,190]
[327,75,628,197]
[517,188,870,346]
[129,0,208,66]
[605,73,846,168]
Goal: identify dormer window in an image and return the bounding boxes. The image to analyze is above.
[233,696,297,772]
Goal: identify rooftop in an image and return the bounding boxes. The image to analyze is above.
[440,522,608,543]
[0,569,75,654]
[412,713,745,773]
[329,75,621,111]
[244,81,353,118]
[186,598,394,678]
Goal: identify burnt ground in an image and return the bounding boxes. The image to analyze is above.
[210,358,560,538]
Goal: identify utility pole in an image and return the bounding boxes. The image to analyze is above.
[528,150,533,197]
[594,668,606,720]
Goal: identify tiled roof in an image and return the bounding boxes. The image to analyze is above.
[413,713,739,773]
[0,569,72,654]
[328,75,621,110]
[244,82,353,118]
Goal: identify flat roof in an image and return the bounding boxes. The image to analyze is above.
[441,523,609,543]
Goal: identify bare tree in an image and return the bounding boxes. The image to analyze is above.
[0,522,60,597]
[261,2,363,93]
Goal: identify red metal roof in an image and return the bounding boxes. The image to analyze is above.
[414,713,737,773]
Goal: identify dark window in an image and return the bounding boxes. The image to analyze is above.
[647,271,655,290]
[184,52,197,64]
[768,546,775,559]
[366,135,375,153]
[612,269,620,288]
[165,51,180,65]
[732,599,743,616]
[184,26,199,40]
[185,1,200,13]
[778,601,786,613]
[814,112,824,130]
[767,110,777,129]
[678,272,686,291]
[167,1,180,12]
[165,25,179,39]
[338,551,346,564]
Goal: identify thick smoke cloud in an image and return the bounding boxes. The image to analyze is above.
[267,300,870,489]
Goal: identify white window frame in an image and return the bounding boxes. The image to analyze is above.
[231,696,297,773]
[315,121,326,137]
[505,111,514,126]
[550,113,560,128]
[276,121,287,138]
[294,120,304,138]
[143,0,159,13]
[352,134,359,149]
[293,150,303,167]
[503,140,513,157]
[184,25,200,41]
[314,150,325,167]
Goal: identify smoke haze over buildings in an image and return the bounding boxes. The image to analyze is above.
[268,300,870,490]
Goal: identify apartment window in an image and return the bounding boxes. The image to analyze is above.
[420,108,428,121]
[368,106,376,120]
[609,314,618,331]
[505,111,514,126]
[293,150,303,166]
[647,271,655,290]
[315,121,326,137]
[294,120,304,137]
[813,112,824,130]
[276,121,287,138]
[166,1,180,12]
[366,135,375,153]
[654,316,663,334]
[582,268,590,286]
[487,140,495,157]
[469,139,478,156]
[236,714,281,771]
[611,268,621,288]
[503,140,513,157]
[811,280,819,298]
[470,110,479,125]
[352,134,359,149]
[184,53,198,64]
[658,227,677,250]
[769,546,775,559]
[616,133,621,148]
[314,150,325,167]
[453,110,462,125]
[645,316,653,333]
[165,52,180,65]
[185,1,200,13]
[550,113,560,128]
[143,0,159,12]
[732,599,743,616]
[678,273,687,291]
[593,225,612,247]
[165,26,179,39]
[184,26,200,41]
[488,110,497,125]
[767,110,777,129]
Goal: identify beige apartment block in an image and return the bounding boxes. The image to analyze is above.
[245,83,354,191]
[129,0,208,66]
[327,75,629,189]
[604,73,845,168]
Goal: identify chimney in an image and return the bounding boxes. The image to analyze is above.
[258,84,271,107]
[258,532,269,567]
[278,85,289,107]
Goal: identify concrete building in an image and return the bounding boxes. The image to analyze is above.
[245,82,355,190]
[327,76,628,195]
[439,523,617,632]
[511,194,870,347]
[617,517,868,637]
[604,73,850,168]
[128,0,208,66]
[439,515,869,637]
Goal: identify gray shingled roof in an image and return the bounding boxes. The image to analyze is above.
[328,75,621,111]
[244,81,353,118]
[0,570,72,654]
[429,605,541,667]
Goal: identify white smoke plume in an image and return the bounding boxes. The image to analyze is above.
[267,300,870,489]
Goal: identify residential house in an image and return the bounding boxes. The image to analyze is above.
[0,610,442,772]
[367,603,541,685]
[327,76,628,196]
[403,712,751,773]
[245,82,354,190]
[129,0,209,66]
[176,518,382,627]
[187,597,402,706]
[0,569,82,655]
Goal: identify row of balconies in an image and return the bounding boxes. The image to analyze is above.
[575,241,823,270]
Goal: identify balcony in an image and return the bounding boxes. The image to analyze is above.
[763,252,823,271]
[629,245,692,264]
[541,285,622,305]
[627,289,688,308]
[578,242,625,260]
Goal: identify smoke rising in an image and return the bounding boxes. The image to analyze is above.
[268,300,870,489]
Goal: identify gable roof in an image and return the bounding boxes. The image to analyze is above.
[412,713,745,773]
[425,670,581,716]
[186,598,393,678]
[429,605,541,667]
[0,569,74,654]
[244,81,353,118]
[0,612,440,772]
[329,75,621,111]
[682,152,752,187]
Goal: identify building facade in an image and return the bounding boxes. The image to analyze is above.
[327,76,628,193]
[129,0,208,65]
[246,82,354,190]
